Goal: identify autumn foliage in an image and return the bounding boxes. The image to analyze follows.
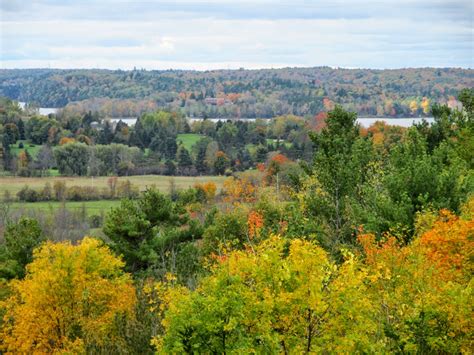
[59,137,76,145]
[247,211,264,240]
[194,181,217,201]
[222,176,258,203]
[0,238,136,353]
[154,208,473,353]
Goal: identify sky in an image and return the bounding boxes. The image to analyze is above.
[1,0,473,70]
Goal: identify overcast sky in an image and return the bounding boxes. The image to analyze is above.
[1,0,472,70]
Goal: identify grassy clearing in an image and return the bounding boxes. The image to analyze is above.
[10,200,122,216]
[177,133,204,151]
[266,139,292,148]
[10,140,43,158]
[0,175,226,196]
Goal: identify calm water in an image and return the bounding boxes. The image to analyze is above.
[17,102,435,128]
[18,102,58,116]
[187,117,435,127]
[357,117,434,128]
[109,117,434,127]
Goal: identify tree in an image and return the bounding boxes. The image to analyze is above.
[213,151,229,175]
[54,142,90,176]
[193,138,211,174]
[177,145,193,170]
[305,106,372,252]
[103,188,201,275]
[3,123,18,146]
[165,159,176,175]
[154,237,379,353]
[1,238,136,353]
[358,209,473,353]
[98,120,114,144]
[0,218,44,279]
[34,145,55,174]
[17,119,25,140]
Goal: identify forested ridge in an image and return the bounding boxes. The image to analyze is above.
[1,67,472,118]
[0,89,472,353]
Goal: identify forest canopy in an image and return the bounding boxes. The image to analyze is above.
[1,67,472,118]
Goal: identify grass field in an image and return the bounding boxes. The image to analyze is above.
[10,200,122,216]
[10,140,43,158]
[0,175,226,196]
[177,133,204,151]
[266,139,292,148]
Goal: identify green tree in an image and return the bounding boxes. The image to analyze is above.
[305,106,372,252]
[213,151,229,175]
[103,188,202,276]
[53,142,90,176]
[154,237,379,353]
[177,145,193,170]
[0,218,45,279]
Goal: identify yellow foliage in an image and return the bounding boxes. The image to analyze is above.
[1,238,136,353]
[59,137,76,145]
[155,236,381,353]
[194,181,217,201]
[421,97,430,114]
[222,176,257,204]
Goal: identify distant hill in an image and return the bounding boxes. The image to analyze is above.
[0,67,472,118]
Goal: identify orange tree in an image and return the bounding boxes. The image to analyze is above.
[358,209,473,353]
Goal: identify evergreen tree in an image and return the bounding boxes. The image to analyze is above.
[177,146,193,169]
[195,144,208,174]
[98,121,114,145]
[17,119,25,140]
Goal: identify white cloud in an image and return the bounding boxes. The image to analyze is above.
[1,1,472,69]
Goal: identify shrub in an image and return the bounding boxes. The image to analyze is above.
[16,186,39,202]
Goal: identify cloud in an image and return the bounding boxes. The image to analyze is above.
[1,0,472,69]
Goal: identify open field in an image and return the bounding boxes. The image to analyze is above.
[10,200,122,216]
[10,140,43,158]
[177,133,204,151]
[0,175,226,196]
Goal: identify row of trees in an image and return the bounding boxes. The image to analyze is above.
[1,98,314,176]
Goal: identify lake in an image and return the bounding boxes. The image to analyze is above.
[187,117,435,128]
[16,103,435,128]
[357,117,434,127]
[18,102,58,116]
[109,117,434,127]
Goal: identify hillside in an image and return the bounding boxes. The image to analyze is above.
[1,67,472,118]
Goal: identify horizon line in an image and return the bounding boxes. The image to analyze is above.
[1,65,473,72]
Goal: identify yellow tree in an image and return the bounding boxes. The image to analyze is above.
[1,238,136,353]
[421,97,430,114]
[153,237,381,353]
[409,100,418,115]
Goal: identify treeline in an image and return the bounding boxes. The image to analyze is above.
[15,178,139,202]
[1,67,472,117]
[0,89,472,353]
[0,99,311,176]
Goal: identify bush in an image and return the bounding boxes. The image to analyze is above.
[17,167,31,177]
[16,186,39,202]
